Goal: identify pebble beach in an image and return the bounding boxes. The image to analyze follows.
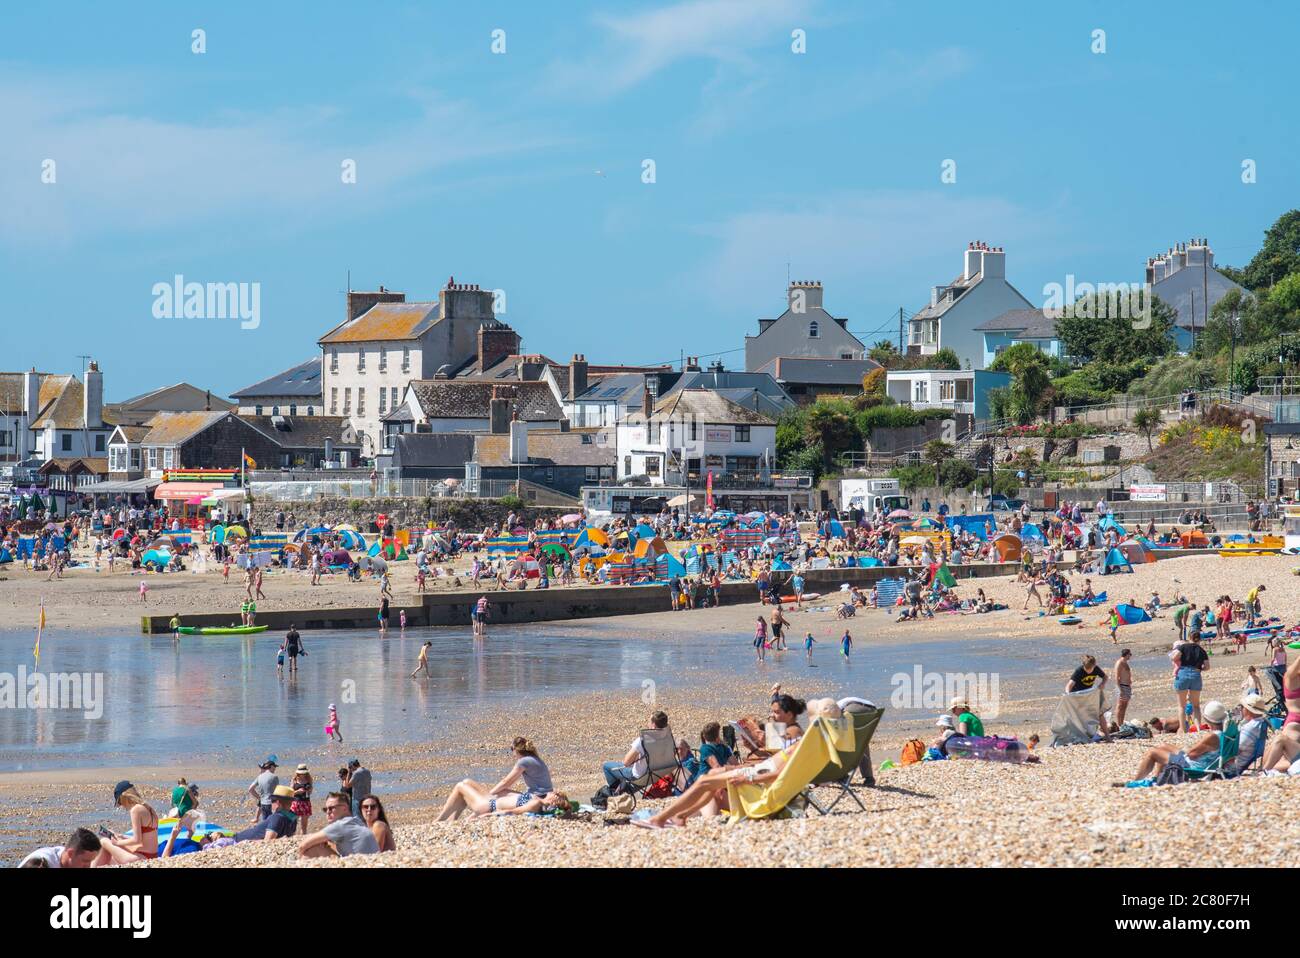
[2,549,1297,867]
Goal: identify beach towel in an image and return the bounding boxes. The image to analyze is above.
[1049,686,1108,746]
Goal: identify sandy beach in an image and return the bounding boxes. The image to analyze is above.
[1,548,1295,868]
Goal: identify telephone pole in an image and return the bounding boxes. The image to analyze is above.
[898,307,904,353]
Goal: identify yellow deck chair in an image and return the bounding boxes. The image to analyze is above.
[725,716,857,822]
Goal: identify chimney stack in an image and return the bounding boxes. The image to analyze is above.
[83,360,103,429]
[509,417,529,464]
[23,367,40,420]
[787,279,824,311]
[347,287,405,322]
[489,385,516,435]
[964,242,981,280]
[477,321,520,373]
[569,354,589,399]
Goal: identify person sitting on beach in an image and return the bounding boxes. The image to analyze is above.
[298,792,380,858]
[930,714,957,758]
[20,827,102,869]
[947,696,984,736]
[439,737,557,820]
[1124,701,1228,783]
[600,712,669,791]
[359,795,397,851]
[634,699,843,828]
[92,781,161,865]
[231,786,298,843]
[1228,694,1271,776]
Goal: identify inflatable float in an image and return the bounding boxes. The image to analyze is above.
[780,593,822,603]
[1058,616,1082,625]
[175,625,269,635]
[123,818,233,842]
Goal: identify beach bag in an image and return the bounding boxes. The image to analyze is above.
[1155,762,1188,786]
[605,793,635,816]
[899,739,927,766]
[644,774,675,799]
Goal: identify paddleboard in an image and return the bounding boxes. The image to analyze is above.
[176,625,269,635]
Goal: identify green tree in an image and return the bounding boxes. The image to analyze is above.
[1056,291,1176,366]
[868,340,900,366]
[802,400,861,471]
[1269,272,1300,314]
[1131,406,1163,452]
[989,343,1053,423]
[924,439,955,485]
[1241,210,1300,291]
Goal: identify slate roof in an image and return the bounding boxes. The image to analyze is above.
[474,430,616,467]
[230,358,323,399]
[974,308,1062,340]
[652,388,775,425]
[390,433,477,470]
[237,415,360,449]
[409,380,564,422]
[758,357,881,386]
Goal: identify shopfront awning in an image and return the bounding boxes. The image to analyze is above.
[78,478,161,495]
[153,481,226,502]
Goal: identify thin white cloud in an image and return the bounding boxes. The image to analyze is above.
[0,67,558,246]
[545,0,812,97]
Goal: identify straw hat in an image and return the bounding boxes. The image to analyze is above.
[949,696,970,711]
[295,763,309,774]
[272,785,296,800]
[1202,700,1229,724]
[1240,693,1269,716]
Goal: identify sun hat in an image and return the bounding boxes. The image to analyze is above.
[1240,693,1269,716]
[272,785,296,800]
[949,696,970,711]
[296,763,309,774]
[936,715,955,728]
[1202,700,1229,724]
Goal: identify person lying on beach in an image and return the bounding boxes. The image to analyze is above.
[299,792,380,858]
[228,786,298,844]
[438,737,556,820]
[1122,701,1228,784]
[635,699,842,828]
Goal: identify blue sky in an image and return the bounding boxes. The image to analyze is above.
[3,0,1296,399]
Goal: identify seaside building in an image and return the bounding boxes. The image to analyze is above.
[230,358,323,417]
[974,308,1067,369]
[884,368,1012,421]
[908,242,1035,370]
[318,278,505,462]
[614,387,777,487]
[1144,238,1245,351]
[745,281,866,372]
[754,356,881,405]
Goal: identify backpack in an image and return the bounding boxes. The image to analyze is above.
[1155,762,1188,786]
[900,739,927,766]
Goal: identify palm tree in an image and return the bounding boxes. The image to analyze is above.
[1132,406,1163,452]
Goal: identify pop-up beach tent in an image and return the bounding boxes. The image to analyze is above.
[1117,540,1154,565]
[1049,686,1108,746]
[932,564,958,588]
[1115,603,1151,624]
[1102,547,1133,574]
[948,514,993,541]
[1098,515,1126,537]
[992,533,1022,561]
[1019,522,1045,543]
[1180,530,1210,548]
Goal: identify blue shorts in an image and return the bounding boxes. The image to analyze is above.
[1173,667,1203,692]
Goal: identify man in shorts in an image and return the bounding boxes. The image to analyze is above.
[285,624,303,673]
[1113,649,1133,729]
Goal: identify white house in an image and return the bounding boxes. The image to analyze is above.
[908,242,1035,370]
[615,388,776,486]
[318,278,503,462]
[885,369,1012,421]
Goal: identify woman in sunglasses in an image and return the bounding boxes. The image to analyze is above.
[359,795,397,852]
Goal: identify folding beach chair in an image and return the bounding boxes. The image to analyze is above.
[803,705,883,814]
[621,726,686,810]
[1183,720,1239,783]
[725,716,859,823]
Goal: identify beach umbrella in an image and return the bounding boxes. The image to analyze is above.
[335,523,359,532]
[888,509,912,520]
[560,513,583,524]
[541,542,571,560]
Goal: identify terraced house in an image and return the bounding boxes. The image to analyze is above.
[318,277,505,462]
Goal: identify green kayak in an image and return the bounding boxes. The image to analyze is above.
[175,625,269,635]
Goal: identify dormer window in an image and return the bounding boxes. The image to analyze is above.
[808,321,819,338]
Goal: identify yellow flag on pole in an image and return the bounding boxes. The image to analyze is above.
[34,600,45,667]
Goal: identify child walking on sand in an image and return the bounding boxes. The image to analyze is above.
[840,630,853,662]
[325,704,343,743]
[138,579,148,603]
